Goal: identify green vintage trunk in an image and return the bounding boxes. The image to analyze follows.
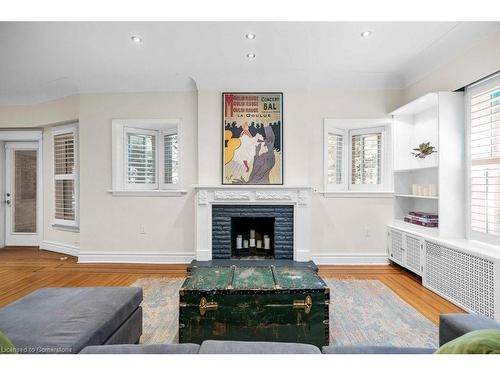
[178,266,329,348]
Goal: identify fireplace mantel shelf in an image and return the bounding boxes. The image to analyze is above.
[193,185,312,190]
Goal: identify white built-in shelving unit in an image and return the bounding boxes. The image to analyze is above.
[390,91,465,238]
[387,92,500,322]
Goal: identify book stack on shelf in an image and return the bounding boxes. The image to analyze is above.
[404,211,438,228]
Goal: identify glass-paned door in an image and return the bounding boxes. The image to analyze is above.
[5,142,39,246]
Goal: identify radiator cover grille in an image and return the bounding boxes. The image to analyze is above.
[389,230,404,264]
[425,241,495,319]
[405,234,421,274]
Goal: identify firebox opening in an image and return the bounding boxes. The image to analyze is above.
[231,217,275,259]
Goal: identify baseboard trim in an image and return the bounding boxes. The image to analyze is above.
[77,252,195,264]
[40,241,79,257]
[311,253,389,265]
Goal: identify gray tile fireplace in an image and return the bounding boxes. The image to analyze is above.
[211,205,294,259]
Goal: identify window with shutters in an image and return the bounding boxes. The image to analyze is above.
[467,74,500,245]
[325,128,346,190]
[53,124,78,227]
[350,127,384,189]
[324,120,390,193]
[112,120,180,192]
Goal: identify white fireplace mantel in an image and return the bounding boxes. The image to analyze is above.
[194,185,312,262]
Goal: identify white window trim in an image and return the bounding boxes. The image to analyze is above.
[323,119,392,195]
[52,123,79,228]
[112,119,182,194]
[465,74,500,246]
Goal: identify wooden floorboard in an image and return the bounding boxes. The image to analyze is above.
[0,247,463,323]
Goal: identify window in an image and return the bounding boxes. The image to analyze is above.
[350,128,383,188]
[53,124,78,227]
[324,119,391,193]
[112,120,180,192]
[467,74,500,244]
[325,129,346,190]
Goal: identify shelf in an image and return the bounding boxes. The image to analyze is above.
[389,220,500,262]
[389,219,439,237]
[394,194,438,200]
[393,166,438,173]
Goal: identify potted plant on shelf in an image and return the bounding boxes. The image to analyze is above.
[412,142,437,158]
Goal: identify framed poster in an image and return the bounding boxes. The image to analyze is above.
[222,92,283,185]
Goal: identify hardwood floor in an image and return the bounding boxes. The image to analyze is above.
[0,247,463,324]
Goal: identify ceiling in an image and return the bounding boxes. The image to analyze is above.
[1,22,499,105]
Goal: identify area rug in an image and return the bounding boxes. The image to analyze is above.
[131,277,438,348]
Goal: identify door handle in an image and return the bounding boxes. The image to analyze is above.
[4,200,10,205]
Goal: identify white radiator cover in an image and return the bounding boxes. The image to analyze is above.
[424,240,498,320]
[388,223,500,322]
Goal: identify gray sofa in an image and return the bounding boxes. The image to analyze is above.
[2,286,499,354]
[81,313,500,354]
[0,287,143,354]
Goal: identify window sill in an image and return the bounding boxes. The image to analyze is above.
[107,190,188,197]
[51,223,80,232]
[320,191,394,198]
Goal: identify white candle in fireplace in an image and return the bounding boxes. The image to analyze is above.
[250,229,255,239]
[264,236,270,250]
[236,235,243,249]
[243,239,249,248]
[256,239,262,248]
[249,238,256,247]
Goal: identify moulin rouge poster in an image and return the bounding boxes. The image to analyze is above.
[222,92,283,185]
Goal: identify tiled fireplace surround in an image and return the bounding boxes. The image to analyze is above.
[195,186,312,261]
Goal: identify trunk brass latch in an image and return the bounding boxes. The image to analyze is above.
[199,297,218,316]
[293,295,313,314]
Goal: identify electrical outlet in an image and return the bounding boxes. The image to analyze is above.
[140,224,146,234]
[364,225,371,238]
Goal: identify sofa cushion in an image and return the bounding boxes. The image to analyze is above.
[436,329,500,354]
[0,287,142,354]
[439,314,500,346]
[0,330,17,354]
[80,343,200,354]
[322,345,435,354]
[199,340,321,354]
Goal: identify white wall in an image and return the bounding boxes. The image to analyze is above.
[404,28,500,102]
[0,96,79,128]
[0,88,401,262]
[2,37,497,262]
[198,88,403,262]
[77,92,197,261]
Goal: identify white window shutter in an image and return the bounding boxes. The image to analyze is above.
[125,128,157,189]
[53,127,77,224]
[163,132,179,185]
[325,128,346,190]
[469,79,500,237]
[351,130,382,186]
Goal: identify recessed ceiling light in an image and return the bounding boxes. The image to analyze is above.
[246,53,256,59]
[131,36,142,43]
[246,33,256,40]
[360,30,372,38]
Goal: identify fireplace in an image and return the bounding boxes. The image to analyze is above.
[212,205,294,260]
[231,216,275,258]
[195,186,311,261]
